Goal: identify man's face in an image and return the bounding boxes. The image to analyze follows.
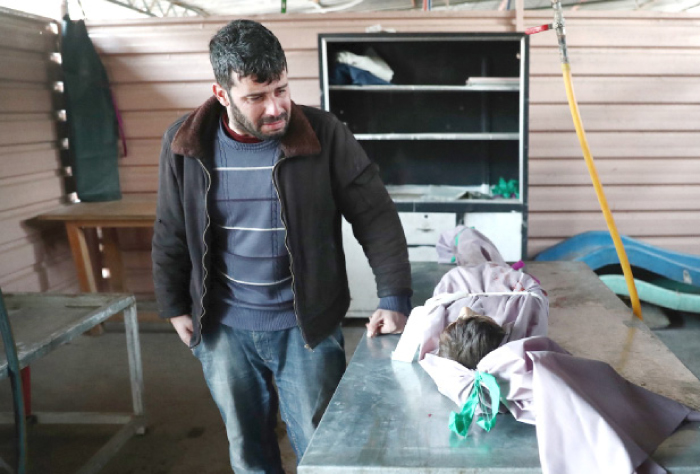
[220,71,291,140]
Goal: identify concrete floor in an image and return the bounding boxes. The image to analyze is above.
[0,308,699,474]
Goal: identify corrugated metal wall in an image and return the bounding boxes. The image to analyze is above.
[0,9,78,293]
[6,9,694,299]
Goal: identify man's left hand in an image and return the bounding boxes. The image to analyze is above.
[366,309,407,338]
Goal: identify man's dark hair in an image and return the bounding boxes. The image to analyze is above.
[438,315,505,369]
[209,19,288,90]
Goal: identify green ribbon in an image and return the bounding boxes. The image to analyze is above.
[448,371,501,437]
[491,178,519,199]
[450,228,463,264]
[449,227,474,264]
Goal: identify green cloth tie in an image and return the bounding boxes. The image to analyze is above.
[450,228,466,264]
[448,371,501,436]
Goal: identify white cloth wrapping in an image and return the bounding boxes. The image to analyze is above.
[392,262,548,362]
[335,49,394,82]
[421,336,696,474]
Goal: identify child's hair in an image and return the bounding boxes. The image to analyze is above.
[438,310,506,369]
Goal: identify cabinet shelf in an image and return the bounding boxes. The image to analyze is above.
[393,201,523,214]
[320,32,528,275]
[329,83,519,92]
[355,133,520,141]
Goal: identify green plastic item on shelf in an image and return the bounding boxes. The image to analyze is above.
[491,178,519,199]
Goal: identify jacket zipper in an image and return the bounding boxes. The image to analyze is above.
[196,158,212,346]
[272,155,311,349]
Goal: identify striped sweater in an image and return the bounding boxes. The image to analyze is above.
[208,120,297,331]
[208,116,411,331]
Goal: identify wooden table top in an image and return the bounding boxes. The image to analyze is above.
[35,196,157,223]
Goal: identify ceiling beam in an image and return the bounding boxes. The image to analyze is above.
[103,0,208,17]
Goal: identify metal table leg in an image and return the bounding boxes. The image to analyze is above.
[74,301,147,474]
[124,303,145,430]
[0,290,27,474]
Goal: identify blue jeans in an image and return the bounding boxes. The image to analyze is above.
[193,324,346,473]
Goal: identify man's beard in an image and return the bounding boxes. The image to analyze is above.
[228,101,289,141]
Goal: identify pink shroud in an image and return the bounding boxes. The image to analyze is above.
[395,226,696,472]
[421,337,695,474]
[392,262,548,362]
[435,226,506,266]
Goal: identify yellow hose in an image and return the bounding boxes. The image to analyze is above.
[560,62,643,320]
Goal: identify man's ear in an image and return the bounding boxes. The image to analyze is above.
[213,83,230,107]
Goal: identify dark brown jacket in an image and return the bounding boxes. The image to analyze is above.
[152,97,411,348]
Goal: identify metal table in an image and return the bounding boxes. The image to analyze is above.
[299,262,700,473]
[0,293,145,474]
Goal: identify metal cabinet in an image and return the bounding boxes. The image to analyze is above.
[322,33,529,315]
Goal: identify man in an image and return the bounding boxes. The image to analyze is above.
[152,19,412,473]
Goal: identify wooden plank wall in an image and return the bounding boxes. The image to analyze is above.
[526,11,700,256]
[85,10,700,297]
[0,10,78,293]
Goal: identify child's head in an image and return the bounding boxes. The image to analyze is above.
[438,307,505,369]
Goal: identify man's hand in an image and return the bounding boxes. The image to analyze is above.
[366,309,407,338]
[170,314,194,346]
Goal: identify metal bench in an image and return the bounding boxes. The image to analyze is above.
[0,291,145,474]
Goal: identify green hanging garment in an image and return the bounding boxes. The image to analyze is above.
[61,15,121,202]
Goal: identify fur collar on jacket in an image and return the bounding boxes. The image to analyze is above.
[171,96,322,159]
